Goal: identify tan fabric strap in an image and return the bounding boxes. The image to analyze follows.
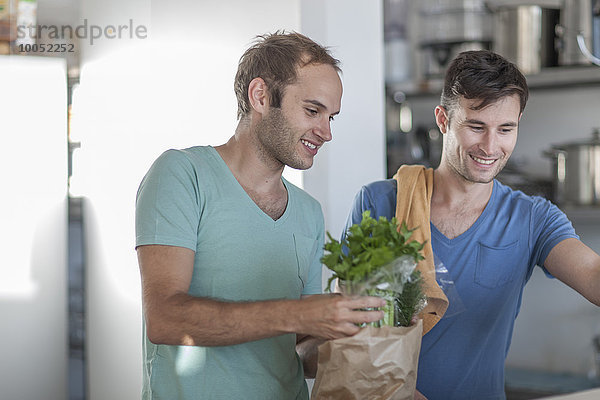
[393,165,449,335]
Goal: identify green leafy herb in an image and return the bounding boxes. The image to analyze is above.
[395,270,426,327]
[321,210,427,327]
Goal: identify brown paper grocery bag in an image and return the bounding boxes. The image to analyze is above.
[311,319,423,400]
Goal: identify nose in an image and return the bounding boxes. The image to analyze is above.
[478,131,497,156]
[315,117,332,143]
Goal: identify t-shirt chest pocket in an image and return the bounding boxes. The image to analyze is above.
[475,240,521,289]
[293,233,318,288]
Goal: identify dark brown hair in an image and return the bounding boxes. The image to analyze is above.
[234,31,341,120]
[441,50,529,118]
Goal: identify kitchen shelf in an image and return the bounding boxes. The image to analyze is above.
[388,66,600,98]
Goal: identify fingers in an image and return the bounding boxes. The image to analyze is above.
[295,294,388,339]
[327,296,386,336]
[346,309,385,325]
[343,296,387,310]
[330,295,386,321]
[337,296,386,325]
[327,303,384,338]
[335,322,362,338]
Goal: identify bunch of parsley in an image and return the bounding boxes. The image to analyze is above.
[322,210,426,327]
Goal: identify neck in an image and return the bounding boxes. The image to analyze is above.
[432,163,493,209]
[214,119,284,193]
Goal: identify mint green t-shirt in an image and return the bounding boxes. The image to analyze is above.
[135,146,324,400]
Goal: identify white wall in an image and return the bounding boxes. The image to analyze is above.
[299,2,385,392]
[75,1,302,398]
[0,56,68,400]
[301,0,386,251]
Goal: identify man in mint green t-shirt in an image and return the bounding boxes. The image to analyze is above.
[135,32,386,400]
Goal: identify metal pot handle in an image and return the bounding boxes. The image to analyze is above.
[577,34,600,67]
[542,148,566,158]
[542,148,567,184]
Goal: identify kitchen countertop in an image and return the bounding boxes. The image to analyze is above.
[541,388,600,399]
[505,367,600,399]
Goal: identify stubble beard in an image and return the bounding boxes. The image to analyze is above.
[441,129,507,184]
[449,152,508,184]
[255,108,311,170]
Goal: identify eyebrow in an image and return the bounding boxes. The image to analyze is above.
[464,119,518,127]
[303,99,340,116]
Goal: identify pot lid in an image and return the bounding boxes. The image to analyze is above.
[551,128,600,149]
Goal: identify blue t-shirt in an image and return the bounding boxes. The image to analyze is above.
[345,178,578,400]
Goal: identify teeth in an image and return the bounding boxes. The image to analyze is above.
[471,155,495,165]
[301,139,316,149]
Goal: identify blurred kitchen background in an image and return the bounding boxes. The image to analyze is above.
[0,0,599,399]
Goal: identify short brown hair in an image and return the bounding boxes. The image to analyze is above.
[234,31,341,120]
[441,50,529,118]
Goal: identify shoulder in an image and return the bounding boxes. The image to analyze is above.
[362,179,397,198]
[156,146,211,167]
[347,179,397,222]
[493,180,572,230]
[494,180,558,213]
[137,146,215,198]
[143,146,217,181]
[146,146,206,171]
[358,179,397,213]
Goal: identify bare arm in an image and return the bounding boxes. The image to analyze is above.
[544,238,600,306]
[295,295,328,379]
[138,244,386,347]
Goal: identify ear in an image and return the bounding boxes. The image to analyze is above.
[434,106,449,134]
[248,77,269,115]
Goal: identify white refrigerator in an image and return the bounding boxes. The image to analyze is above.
[0,56,68,399]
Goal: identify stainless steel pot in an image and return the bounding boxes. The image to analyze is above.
[557,0,594,66]
[490,2,561,74]
[544,129,600,206]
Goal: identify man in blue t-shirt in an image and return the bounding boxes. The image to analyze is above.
[346,50,600,400]
[135,32,386,400]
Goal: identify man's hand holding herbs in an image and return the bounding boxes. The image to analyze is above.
[293,294,386,339]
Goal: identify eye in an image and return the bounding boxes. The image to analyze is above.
[500,128,514,134]
[329,115,335,122]
[306,108,318,116]
[469,125,484,132]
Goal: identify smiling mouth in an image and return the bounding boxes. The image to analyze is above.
[470,155,496,165]
[301,139,318,150]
